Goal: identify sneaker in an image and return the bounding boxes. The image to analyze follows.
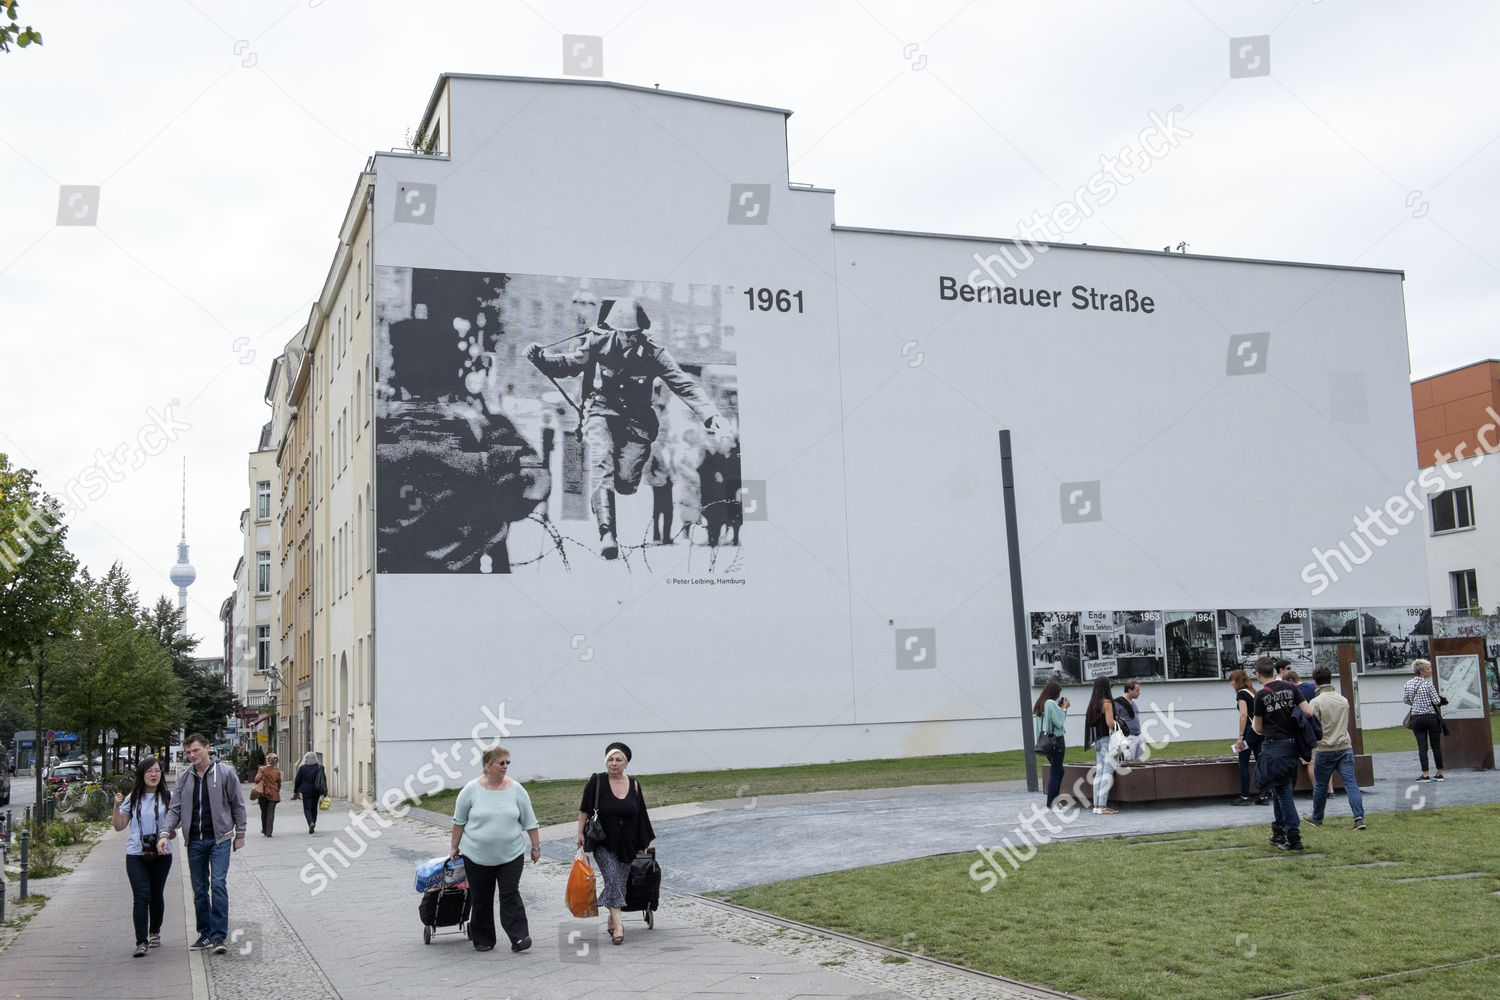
[1255,794,1270,806]
[1276,838,1305,852]
[190,937,212,951]
[211,940,227,955]
[1353,818,1367,830]
[1269,830,1287,847]
[1301,813,1323,826]
[1231,796,1253,806]
[511,936,532,953]
[1416,775,1431,781]
[1433,774,1445,781]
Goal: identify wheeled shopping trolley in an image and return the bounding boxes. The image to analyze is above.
[415,857,471,945]
[622,847,661,928]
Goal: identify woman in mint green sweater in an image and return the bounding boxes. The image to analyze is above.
[449,746,541,953]
[1033,679,1069,808]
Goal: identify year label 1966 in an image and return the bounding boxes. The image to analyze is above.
[744,287,804,313]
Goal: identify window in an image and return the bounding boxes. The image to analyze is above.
[1452,569,1479,613]
[256,551,271,594]
[256,625,270,673]
[1431,486,1474,533]
[255,480,271,520]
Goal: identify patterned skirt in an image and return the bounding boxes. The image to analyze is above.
[593,849,630,909]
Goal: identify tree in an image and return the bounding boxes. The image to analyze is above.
[0,0,41,52]
[0,455,78,812]
[52,565,184,773]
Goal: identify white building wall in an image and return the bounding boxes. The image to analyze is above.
[359,77,1425,791]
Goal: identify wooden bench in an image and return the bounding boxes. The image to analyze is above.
[1044,754,1374,804]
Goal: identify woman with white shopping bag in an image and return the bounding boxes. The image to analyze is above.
[1083,677,1122,816]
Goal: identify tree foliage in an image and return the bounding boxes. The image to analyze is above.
[150,598,236,739]
[0,0,42,52]
[51,565,185,767]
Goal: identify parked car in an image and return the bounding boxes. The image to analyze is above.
[46,761,93,792]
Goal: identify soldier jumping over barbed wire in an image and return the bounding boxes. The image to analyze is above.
[525,296,721,560]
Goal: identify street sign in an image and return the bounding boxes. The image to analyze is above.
[45,729,56,741]
[256,733,268,745]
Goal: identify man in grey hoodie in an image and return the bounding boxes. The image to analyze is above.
[158,733,247,953]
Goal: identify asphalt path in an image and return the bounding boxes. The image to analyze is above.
[538,748,1500,893]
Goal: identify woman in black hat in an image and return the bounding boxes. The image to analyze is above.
[576,742,655,944]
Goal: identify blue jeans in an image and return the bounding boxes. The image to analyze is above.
[186,838,231,942]
[1258,738,1300,839]
[1311,748,1364,821]
[1092,737,1116,809]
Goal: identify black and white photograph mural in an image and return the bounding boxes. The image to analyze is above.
[1219,608,1314,676]
[1358,607,1431,673]
[1031,611,1081,686]
[1077,611,1165,681]
[375,266,742,574]
[1164,610,1219,679]
[1312,608,1361,675]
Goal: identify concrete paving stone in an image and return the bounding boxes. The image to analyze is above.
[1394,871,1491,882]
[1343,861,1401,867]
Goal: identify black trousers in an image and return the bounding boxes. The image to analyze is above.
[125,853,173,945]
[1043,745,1066,807]
[258,797,277,835]
[461,852,528,949]
[302,795,320,831]
[1411,713,1444,772]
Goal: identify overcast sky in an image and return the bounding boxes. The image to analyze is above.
[2,0,1495,655]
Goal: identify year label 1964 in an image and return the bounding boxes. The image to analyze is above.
[744,287,804,313]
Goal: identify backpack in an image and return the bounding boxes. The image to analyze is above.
[1292,705,1323,762]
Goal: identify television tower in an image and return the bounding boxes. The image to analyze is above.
[168,458,197,611]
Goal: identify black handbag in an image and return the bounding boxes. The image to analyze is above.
[582,773,606,851]
[1035,728,1062,755]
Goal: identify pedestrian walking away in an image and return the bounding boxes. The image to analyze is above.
[1403,658,1447,781]
[449,745,541,954]
[1303,666,1367,830]
[1252,657,1313,851]
[1114,681,1146,761]
[158,733,246,954]
[292,752,327,833]
[252,753,282,837]
[577,742,656,944]
[113,755,175,957]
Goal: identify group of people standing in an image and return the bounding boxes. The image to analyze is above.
[1032,676,1144,816]
[447,740,656,954]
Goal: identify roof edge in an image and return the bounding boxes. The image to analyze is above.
[416,73,792,140]
[831,225,1406,277]
[1412,359,1500,385]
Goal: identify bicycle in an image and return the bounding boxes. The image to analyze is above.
[57,780,105,816]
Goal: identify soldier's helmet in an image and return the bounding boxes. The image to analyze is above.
[600,296,651,333]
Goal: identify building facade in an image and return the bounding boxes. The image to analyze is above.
[258,75,1429,804]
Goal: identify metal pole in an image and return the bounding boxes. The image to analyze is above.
[18,826,28,899]
[1000,430,1039,793]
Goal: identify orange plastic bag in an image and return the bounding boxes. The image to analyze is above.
[566,851,599,918]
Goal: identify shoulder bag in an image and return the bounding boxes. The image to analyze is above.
[250,766,265,801]
[582,773,607,851]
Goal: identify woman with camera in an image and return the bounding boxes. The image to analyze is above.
[113,756,174,957]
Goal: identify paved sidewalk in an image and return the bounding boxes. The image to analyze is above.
[1,827,195,1000]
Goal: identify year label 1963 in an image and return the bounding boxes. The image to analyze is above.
[744,287,804,313]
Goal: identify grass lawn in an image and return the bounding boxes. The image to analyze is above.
[717,804,1500,1000]
[414,718,1499,824]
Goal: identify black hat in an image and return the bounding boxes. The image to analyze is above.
[604,741,632,762]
